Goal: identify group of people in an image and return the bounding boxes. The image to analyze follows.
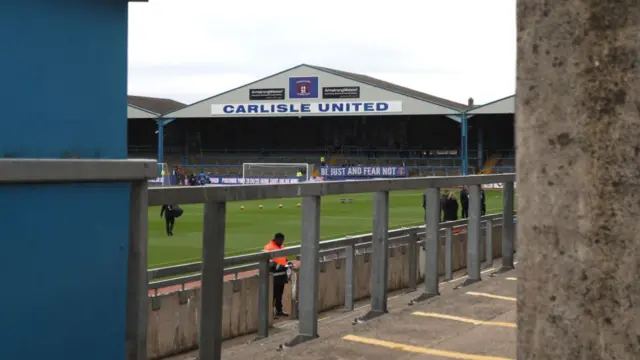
[422,186,486,221]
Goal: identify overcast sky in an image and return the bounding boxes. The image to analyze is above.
[128,0,516,106]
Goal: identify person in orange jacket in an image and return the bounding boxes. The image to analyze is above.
[264,233,290,317]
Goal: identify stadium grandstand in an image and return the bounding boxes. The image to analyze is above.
[127,95,186,157]
[126,65,515,183]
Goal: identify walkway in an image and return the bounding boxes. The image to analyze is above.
[168,262,518,360]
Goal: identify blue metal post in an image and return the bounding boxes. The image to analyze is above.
[0,1,131,360]
[477,125,484,173]
[460,113,469,175]
[157,119,165,164]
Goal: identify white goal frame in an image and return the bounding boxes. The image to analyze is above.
[242,163,311,183]
[157,162,171,186]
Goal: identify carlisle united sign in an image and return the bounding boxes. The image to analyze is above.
[211,101,403,115]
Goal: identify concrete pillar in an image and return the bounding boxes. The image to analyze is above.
[516,1,640,359]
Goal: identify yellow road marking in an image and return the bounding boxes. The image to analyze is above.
[505,277,517,281]
[343,335,514,360]
[466,292,517,302]
[412,312,516,328]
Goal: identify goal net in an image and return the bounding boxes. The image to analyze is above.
[242,163,311,184]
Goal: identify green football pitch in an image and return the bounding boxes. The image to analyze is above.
[147,189,507,268]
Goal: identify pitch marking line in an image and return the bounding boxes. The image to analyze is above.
[343,335,514,360]
[466,292,517,302]
[412,312,516,328]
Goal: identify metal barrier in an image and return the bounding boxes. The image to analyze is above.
[1,159,515,360]
[0,158,157,360]
[147,173,516,360]
[147,213,514,291]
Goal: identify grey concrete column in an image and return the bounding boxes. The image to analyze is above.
[358,191,389,321]
[256,259,270,339]
[198,201,227,360]
[287,195,321,346]
[499,181,515,271]
[414,187,440,302]
[344,244,355,311]
[517,1,640,358]
[463,185,482,286]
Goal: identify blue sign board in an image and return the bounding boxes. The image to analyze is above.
[289,76,318,99]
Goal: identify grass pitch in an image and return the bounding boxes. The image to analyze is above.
[147,189,507,268]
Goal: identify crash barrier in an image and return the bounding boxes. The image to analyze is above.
[1,160,515,360]
[0,159,157,360]
[146,214,515,359]
[146,172,516,360]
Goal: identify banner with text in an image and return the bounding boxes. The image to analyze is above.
[211,101,402,115]
[249,88,285,100]
[320,166,407,178]
[322,86,360,99]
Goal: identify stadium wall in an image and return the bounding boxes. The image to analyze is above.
[147,221,512,358]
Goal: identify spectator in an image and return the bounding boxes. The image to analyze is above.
[442,192,459,222]
[460,186,470,218]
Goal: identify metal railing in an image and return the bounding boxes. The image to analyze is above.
[0,158,157,360]
[146,172,516,360]
[0,159,515,360]
[147,213,514,292]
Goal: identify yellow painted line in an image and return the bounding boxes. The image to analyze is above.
[412,312,516,328]
[343,335,514,360]
[505,277,517,281]
[466,292,517,302]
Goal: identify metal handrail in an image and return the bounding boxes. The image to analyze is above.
[147,174,515,205]
[147,212,512,283]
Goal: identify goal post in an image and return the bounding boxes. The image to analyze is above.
[242,163,312,183]
[156,162,172,186]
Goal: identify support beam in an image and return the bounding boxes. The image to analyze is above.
[198,201,227,360]
[126,181,148,360]
[477,126,484,173]
[460,113,469,175]
[156,119,165,164]
[344,244,356,311]
[286,195,321,346]
[517,1,640,358]
[358,191,389,321]
[462,184,482,286]
[413,188,440,302]
[498,181,515,272]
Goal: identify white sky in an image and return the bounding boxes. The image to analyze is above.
[128,0,516,106]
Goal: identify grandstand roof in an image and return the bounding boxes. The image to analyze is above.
[162,64,468,118]
[127,95,185,116]
[309,65,470,111]
[467,95,515,115]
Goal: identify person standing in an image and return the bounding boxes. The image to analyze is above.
[480,188,486,216]
[263,233,290,317]
[460,186,470,218]
[160,204,182,236]
[442,192,459,222]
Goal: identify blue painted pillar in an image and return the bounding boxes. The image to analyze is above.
[460,113,469,175]
[477,125,484,172]
[0,2,131,360]
[157,119,165,164]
